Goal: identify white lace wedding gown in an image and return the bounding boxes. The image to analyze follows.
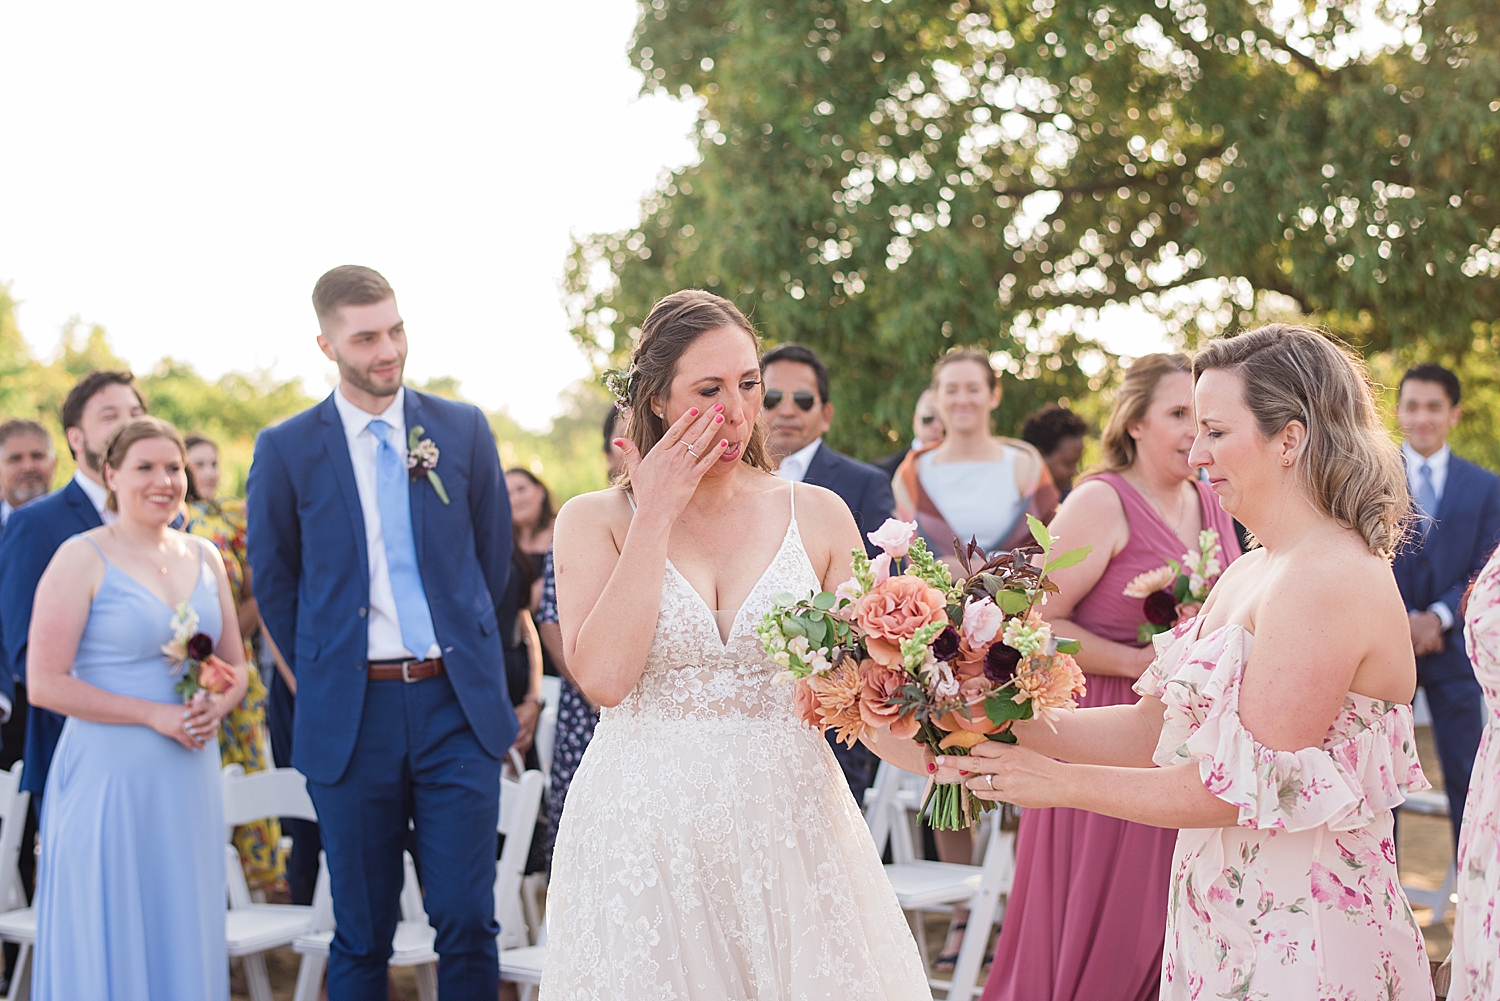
[541,486,932,1000]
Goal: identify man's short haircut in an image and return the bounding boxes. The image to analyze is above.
[0,419,53,451]
[759,342,831,404]
[1021,403,1089,456]
[61,370,146,433]
[1400,363,1461,407]
[312,265,396,323]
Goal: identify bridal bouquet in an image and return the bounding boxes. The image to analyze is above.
[1122,528,1224,643]
[757,516,1089,829]
[162,601,235,703]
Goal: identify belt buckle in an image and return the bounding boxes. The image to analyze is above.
[401,660,417,683]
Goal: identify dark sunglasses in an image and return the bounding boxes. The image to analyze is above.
[919,414,940,426]
[764,390,817,411]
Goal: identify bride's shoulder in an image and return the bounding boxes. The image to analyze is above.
[556,487,632,539]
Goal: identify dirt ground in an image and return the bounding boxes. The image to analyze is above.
[232,726,1458,999]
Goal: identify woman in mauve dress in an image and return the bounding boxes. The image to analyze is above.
[980,353,1242,1001]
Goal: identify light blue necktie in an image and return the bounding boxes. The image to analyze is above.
[1417,462,1438,531]
[367,419,438,659]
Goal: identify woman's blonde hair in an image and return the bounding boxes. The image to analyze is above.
[613,290,773,488]
[1094,353,1191,474]
[930,347,998,391]
[102,416,187,513]
[1193,324,1409,558]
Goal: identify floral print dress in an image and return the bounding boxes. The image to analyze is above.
[1135,620,1433,1000]
[1453,550,1500,999]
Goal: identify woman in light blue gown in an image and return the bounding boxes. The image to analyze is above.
[25,416,249,1001]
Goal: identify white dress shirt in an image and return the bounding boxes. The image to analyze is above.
[775,438,823,483]
[332,386,440,661]
[73,469,115,525]
[1402,441,1456,630]
[0,500,12,528]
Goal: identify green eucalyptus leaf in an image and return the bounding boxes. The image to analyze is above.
[812,591,837,611]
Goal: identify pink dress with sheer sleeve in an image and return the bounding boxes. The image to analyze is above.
[1137,620,1432,999]
[982,473,1242,1001]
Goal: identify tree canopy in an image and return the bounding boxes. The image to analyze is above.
[564,0,1499,460]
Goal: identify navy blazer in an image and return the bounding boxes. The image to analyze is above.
[247,389,518,784]
[1393,454,1500,684]
[0,479,100,790]
[803,443,898,559]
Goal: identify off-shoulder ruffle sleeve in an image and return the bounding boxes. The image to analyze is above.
[1149,623,1429,833]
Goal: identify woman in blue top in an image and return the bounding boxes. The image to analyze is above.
[26,416,249,1001]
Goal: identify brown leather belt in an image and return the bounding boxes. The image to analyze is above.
[368,658,445,682]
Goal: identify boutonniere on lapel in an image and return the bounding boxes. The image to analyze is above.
[406,426,451,505]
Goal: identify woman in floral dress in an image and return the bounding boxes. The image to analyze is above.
[184,434,286,891]
[1452,548,1500,998]
[942,325,1433,1000]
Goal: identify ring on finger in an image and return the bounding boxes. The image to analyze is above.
[685,443,699,456]
[984,774,995,791]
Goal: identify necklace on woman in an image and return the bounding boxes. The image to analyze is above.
[108,526,171,574]
[1129,471,1186,536]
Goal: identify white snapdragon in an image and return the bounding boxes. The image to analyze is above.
[1002,616,1052,659]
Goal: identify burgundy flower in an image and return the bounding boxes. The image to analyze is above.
[186,633,215,662]
[983,643,1021,685]
[1143,590,1178,627]
[931,625,961,662]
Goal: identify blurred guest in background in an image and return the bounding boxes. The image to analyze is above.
[0,420,56,530]
[891,347,1058,968]
[0,372,146,814]
[1021,403,1089,500]
[761,343,895,558]
[893,347,1058,567]
[183,433,285,894]
[760,342,893,803]
[507,468,556,641]
[876,388,944,477]
[1393,363,1500,845]
[981,353,1242,1001]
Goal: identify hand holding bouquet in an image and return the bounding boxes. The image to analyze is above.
[757,515,1090,829]
[161,601,235,703]
[1123,529,1224,643]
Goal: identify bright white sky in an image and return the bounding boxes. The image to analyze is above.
[1,1,700,427]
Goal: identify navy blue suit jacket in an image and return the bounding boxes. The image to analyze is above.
[1393,454,1500,684]
[0,480,100,791]
[247,389,519,784]
[803,443,897,559]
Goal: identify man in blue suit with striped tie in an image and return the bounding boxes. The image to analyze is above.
[1393,364,1500,846]
[248,266,517,1000]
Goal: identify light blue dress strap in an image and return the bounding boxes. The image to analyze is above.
[80,534,107,560]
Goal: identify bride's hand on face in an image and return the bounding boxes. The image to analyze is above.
[615,404,731,522]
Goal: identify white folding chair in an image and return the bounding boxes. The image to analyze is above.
[536,676,562,781]
[866,761,1017,1000]
[292,769,548,1001]
[0,763,34,1001]
[221,764,325,1001]
[1399,789,1457,926]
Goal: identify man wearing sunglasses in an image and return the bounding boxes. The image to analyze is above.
[761,343,896,802]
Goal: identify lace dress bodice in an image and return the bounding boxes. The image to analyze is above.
[603,502,821,728]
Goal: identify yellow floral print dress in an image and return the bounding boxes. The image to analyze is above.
[186,497,286,890]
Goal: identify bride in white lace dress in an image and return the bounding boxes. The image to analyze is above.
[544,290,932,1000]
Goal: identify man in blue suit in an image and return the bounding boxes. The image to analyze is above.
[761,342,896,804]
[0,372,146,795]
[248,266,517,1000]
[1393,364,1500,845]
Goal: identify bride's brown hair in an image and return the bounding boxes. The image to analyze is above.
[614,290,774,488]
[1193,324,1409,558]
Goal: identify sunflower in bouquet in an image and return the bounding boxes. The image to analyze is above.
[757,515,1090,829]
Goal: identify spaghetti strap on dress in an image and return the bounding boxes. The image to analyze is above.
[33,536,229,1001]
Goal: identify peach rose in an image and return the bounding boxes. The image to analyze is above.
[864,636,904,668]
[859,662,920,740]
[197,654,236,695]
[951,636,987,681]
[852,575,948,644]
[793,678,821,730]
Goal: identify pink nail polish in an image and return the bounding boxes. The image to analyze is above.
[714,415,723,423]
[689,408,699,417]
[714,403,723,412]
[926,762,935,774]
[958,770,969,776]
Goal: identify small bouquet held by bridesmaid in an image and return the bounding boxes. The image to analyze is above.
[756,516,1090,829]
[161,601,234,703]
[1122,528,1224,643]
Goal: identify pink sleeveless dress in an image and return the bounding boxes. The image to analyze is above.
[981,473,1242,1001]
